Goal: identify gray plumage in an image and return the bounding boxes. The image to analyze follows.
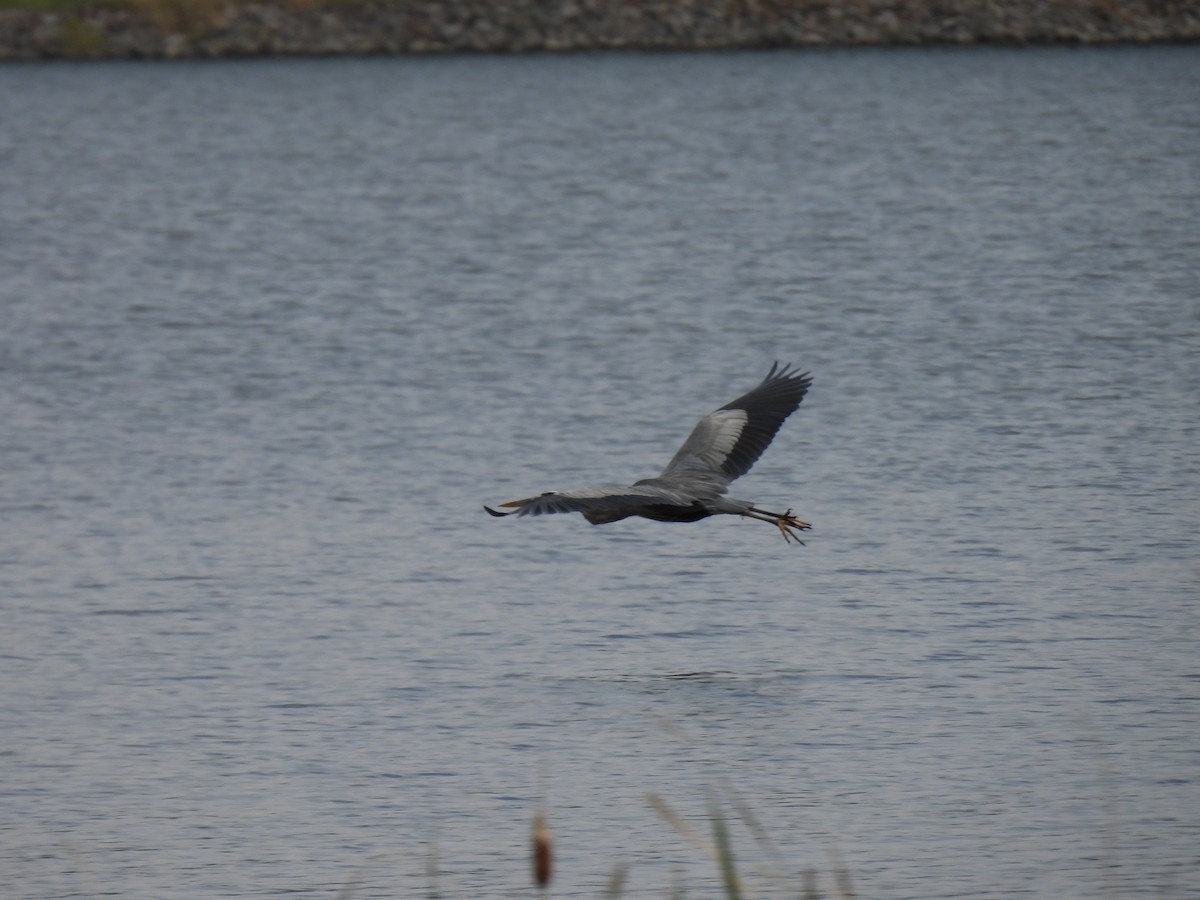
[485,363,813,544]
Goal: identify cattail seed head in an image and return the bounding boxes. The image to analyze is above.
[532,810,553,889]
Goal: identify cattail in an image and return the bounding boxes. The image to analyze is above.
[532,809,553,889]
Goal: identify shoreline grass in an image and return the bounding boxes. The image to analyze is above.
[1,0,1195,65]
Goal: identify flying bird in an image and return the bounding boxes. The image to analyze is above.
[485,363,814,544]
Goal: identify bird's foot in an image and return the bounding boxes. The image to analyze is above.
[742,507,811,545]
[775,509,811,545]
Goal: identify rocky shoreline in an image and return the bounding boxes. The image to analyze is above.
[2,0,1197,62]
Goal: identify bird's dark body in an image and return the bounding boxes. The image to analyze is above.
[583,501,711,525]
[486,362,814,544]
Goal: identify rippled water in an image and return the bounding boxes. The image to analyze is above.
[2,47,1198,898]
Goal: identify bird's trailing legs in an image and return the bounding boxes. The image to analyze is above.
[740,507,811,545]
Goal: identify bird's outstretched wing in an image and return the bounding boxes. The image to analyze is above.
[662,362,812,481]
[485,483,693,518]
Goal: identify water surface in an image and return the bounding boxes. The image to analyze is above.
[2,47,1198,898]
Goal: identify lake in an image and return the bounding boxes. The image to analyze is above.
[1,46,1198,898]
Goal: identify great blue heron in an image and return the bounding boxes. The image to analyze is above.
[485,363,814,544]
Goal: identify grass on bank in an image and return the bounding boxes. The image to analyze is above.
[0,0,422,44]
[1,0,156,9]
[0,0,385,47]
[0,0,406,8]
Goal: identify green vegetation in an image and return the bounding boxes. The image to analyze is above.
[57,12,108,52]
[335,788,858,898]
[0,0,404,7]
[0,0,128,10]
[644,791,857,899]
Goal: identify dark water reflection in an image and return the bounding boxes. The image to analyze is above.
[2,47,1198,898]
